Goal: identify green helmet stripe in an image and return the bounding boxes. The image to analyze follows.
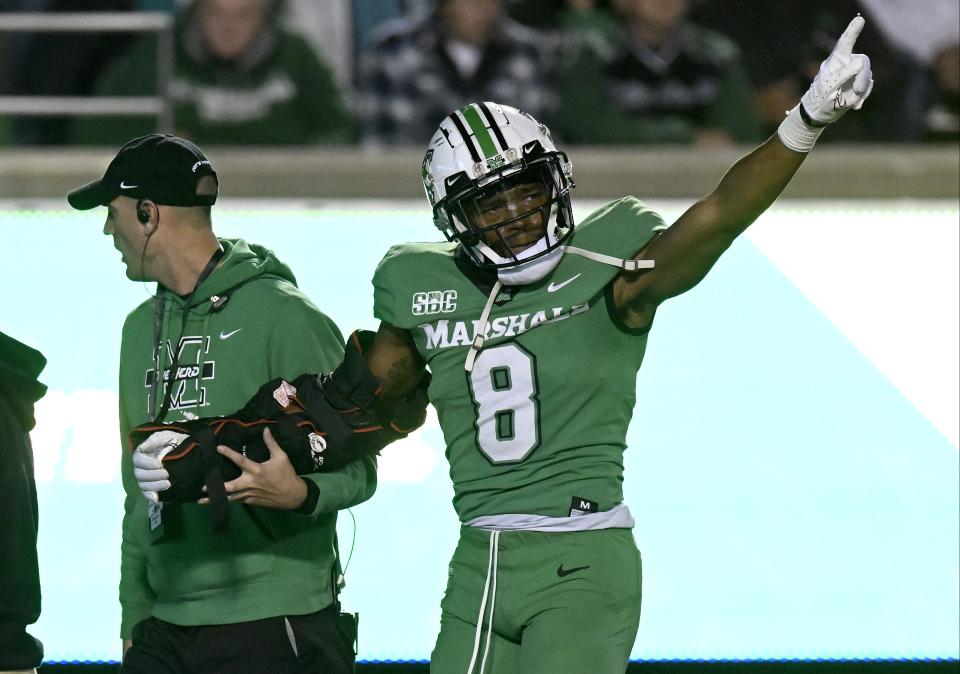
[461,104,498,159]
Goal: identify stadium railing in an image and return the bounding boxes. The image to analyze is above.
[1,145,958,201]
[0,12,174,129]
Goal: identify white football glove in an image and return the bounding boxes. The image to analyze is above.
[778,16,875,152]
[132,430,185,503]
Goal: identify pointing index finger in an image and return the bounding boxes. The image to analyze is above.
[834,16,865,58]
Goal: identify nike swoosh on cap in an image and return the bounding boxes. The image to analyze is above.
[120,181,139,189]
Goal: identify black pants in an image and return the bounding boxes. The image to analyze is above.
[121,604,356,674]
[0,393,43,671]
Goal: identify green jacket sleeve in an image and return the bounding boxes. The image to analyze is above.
[119,447,156,637]
[266,294,345,378]
[267,295,378,514]
[118,325,157,637]
[303,455,378,517]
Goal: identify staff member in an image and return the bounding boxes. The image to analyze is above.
[68,134,373,673]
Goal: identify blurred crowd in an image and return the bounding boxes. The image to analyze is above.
[0,0,957,147]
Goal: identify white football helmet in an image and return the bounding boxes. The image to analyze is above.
[421,102,575,285]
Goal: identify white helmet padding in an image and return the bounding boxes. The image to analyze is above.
[421,102,575,285]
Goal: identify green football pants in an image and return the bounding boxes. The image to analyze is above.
[430,526,642,674]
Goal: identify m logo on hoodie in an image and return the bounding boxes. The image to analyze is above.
[144,335,216,414]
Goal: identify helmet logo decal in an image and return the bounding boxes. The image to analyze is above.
[485,155,506,171]
[421,149,437,205]
[522,140,544,156]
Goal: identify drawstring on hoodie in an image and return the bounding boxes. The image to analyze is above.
[464,248,655,372]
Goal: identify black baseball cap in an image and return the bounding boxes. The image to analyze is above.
[67,134,218,210]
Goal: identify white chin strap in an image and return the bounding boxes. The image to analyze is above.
[564,246,655,272]
[497,242,564,286]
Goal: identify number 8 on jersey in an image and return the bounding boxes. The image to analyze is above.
[467,343,541,463]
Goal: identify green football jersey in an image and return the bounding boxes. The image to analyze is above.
[373,197,667,522]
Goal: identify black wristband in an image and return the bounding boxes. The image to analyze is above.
[798,102,829,128]
[293,477,321,515]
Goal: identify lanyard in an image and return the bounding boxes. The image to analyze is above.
[149,245,225,423]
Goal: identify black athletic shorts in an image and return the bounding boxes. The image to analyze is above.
[121,603,356,674]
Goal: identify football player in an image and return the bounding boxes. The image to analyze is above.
[366,16,873,674]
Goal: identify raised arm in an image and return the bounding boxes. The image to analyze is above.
[612,17,874,331]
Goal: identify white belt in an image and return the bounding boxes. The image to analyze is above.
[465,503,635,532]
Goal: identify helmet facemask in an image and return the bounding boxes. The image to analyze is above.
[435,150,574,285]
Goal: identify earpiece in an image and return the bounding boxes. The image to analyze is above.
[137,200,150,224]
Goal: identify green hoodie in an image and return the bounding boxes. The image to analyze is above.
[72,16,355,146]
[117,239,375,637]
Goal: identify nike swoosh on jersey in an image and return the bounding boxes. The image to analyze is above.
[219,328,242,340]
[120,181,139,189]
[556,564,590,577]
[547,273,581,293]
